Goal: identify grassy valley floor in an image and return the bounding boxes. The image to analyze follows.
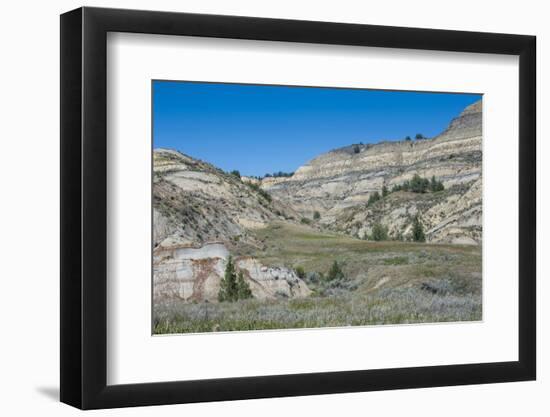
[154,223,482,334]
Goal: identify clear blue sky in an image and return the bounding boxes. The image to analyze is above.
[153,81,481,177]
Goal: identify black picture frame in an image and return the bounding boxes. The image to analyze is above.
[60,6,536,410]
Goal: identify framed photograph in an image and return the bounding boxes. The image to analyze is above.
[60,7,536,409]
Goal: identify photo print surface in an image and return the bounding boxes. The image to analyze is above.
[152,81,482,334]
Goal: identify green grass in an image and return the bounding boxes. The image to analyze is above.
[382,256,409,265]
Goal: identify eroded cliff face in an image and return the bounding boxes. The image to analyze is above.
[153,242,310,304]
[262,100,483,244]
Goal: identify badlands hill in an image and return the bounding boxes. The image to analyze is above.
[153,149,307,303]
[263,99,482,244]
[153,149,298,249]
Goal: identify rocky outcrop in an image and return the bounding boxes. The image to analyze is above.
[262,100,483,244]
[235,257,312,300]
[153,242,310,303]
[154,242,228,303]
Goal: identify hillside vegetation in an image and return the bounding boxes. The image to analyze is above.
[154,223,481,333]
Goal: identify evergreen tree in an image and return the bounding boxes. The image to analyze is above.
[236,271,253,300]
[430,175,445,193]
[295,266,306,279]
[368,191,381,206]
[382,185,389,198]
[371,222,389,241]
[412,216,426,242]
[410,174,429,193]
[218,256,238,302]
[313,211,321,220]
[327,260,345,281]
[429,175,445,192]
[430,175,438,192]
